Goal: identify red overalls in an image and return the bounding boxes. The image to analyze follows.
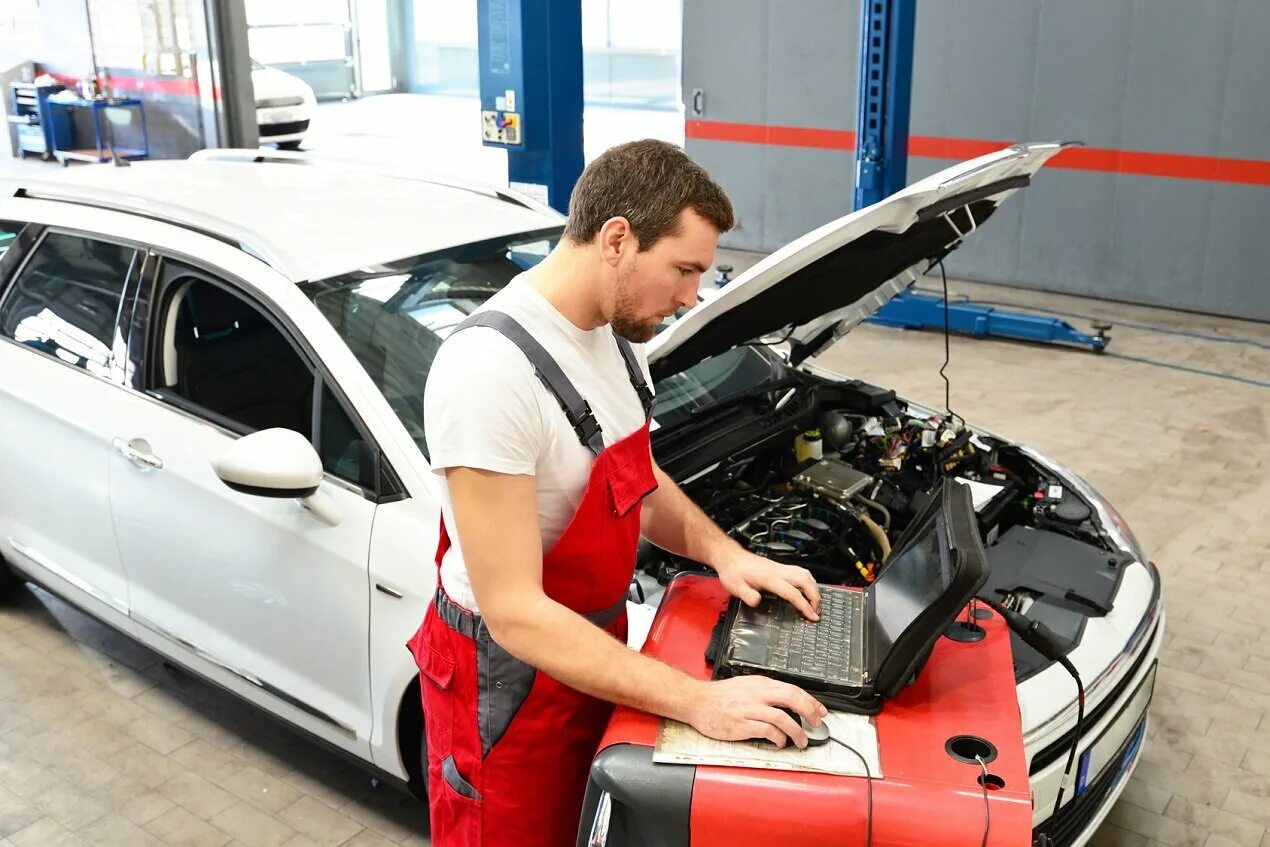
[407,310,658,847]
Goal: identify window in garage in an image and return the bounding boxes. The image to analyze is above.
[0,231,137,377]
[153,269,375,491]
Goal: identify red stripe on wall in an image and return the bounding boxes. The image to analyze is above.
[46,71,215,100]
[686,120,1270,187]
[685,120,855,151]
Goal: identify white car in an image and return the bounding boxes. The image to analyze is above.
[251,60,316,150]
[0,144,1160,846]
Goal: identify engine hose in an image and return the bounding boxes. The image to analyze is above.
[857,512,891,561]
[852,494,892,530]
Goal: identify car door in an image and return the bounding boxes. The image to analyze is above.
[0,222,146,631]
[107,253,380,755]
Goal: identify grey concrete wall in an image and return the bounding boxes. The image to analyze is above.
[683,0,861,249]
[684,0,1270,321]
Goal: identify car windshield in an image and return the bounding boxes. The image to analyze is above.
[300,231,785,458]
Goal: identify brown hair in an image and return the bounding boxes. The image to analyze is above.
[562,139,735,250]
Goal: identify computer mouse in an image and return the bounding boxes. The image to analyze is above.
[778,708,832,747]
[801,716,831,747]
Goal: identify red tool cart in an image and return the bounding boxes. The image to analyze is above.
[577,575,1033,846]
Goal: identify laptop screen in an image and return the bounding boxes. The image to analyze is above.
[869,499,955,660]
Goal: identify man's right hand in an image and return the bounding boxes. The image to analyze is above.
[684,676,828,749]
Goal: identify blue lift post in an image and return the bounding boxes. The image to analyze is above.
[476,0,583,214]
[853,0,1112,352]
[853,0,916,210]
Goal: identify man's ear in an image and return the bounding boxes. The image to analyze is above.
[597,216,636,267]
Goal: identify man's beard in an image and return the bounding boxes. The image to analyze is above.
[608,265,659,343]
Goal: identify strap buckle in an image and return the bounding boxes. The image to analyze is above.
[570,402,602,445]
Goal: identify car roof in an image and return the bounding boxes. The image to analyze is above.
[4,160,562,282]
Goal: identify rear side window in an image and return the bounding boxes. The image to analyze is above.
[0,221,25,261]
[0,231,137,377]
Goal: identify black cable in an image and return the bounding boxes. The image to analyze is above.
[828,735,873,847]
[905,285,1270,390]
[976,755,991,847]
[1104,350,1270,390]
[741,321,800,348]
[935,260,961,426]
[909,286,1270,351]
[972,595,1087,836]
[1051,656,1086,828]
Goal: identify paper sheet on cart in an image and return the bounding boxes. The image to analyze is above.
[652,712,881,778]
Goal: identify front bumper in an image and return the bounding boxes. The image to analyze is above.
[256,104,313,142]
[1031,609,1164,846]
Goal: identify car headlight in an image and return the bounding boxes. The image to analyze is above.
[1017,446,1148,565]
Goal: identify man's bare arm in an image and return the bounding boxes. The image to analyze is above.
[445,466,826,747]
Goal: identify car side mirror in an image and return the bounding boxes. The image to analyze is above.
[212,428,341,526]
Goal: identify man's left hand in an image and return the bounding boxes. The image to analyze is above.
[715,550,821,621]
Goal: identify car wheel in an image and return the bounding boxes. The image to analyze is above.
[417,733,430,801]
[0,556,23,599]
[276,140,303,151]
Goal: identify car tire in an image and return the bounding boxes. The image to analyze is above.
[276,140,303,151]
[0,556,23,599]
[413,732,430,803]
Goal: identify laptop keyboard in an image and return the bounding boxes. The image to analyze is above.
[757,587,864,684]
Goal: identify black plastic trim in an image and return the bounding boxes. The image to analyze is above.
[577,743,694,847]
[915,174,1031,222]
[223,480,320,500]
[1029,618,1159,775]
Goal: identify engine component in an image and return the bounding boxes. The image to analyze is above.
[793,458,872,504]
[819,410,854,451]
[794,428,824,463]
[1051,498,1092,525]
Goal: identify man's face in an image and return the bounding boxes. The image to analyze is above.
[606,208,719,343]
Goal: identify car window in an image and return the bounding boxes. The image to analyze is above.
[152,264,376,491]
[0,221,25,261]
[300,232,560,458]
[0,231,137,377]
[157,273,316,439]
[318,381,376,490]
[300,230,789,451]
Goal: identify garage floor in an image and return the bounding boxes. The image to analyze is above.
[2,266,1268,846]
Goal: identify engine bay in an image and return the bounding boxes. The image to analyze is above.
[643,378,1126,616]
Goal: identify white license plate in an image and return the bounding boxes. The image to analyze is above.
[1076,661,1156,795]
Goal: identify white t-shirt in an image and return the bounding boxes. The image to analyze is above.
[423,274,654,611]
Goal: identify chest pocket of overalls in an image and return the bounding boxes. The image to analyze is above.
[606,452,658,517]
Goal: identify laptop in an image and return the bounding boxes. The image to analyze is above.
[710,478,990,714]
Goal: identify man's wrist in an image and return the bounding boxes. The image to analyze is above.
[661,675,708,725]
[703,535,745,576]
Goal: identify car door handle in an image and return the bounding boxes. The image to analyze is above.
[113,437,164,471]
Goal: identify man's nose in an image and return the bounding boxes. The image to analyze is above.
[675,276,700,309]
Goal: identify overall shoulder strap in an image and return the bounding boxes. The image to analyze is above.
[612,335,656,420]
[453,311,605,456]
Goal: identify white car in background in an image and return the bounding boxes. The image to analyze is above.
[0,145,1160,846]
[251,60,316,150]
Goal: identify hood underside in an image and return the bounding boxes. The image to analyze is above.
[647,142,1076,381]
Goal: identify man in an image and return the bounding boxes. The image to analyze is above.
[408,139,825,846]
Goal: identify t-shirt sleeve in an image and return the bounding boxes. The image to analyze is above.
[423,329,546,476]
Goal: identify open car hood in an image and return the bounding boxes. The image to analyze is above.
[646,142,1076,380]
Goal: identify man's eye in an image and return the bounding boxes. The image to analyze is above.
[679,267,693,276]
